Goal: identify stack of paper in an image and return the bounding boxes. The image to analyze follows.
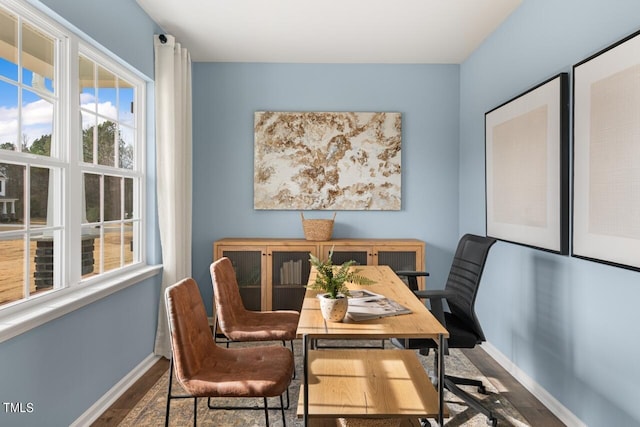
[346,292,411,321]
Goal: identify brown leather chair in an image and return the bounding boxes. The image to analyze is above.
[210,257,300,345]
[164,277,294,426]
[210,257,300,411]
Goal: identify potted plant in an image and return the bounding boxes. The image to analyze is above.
[308,248,375,322]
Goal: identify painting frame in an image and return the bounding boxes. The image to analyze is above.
[485,73,569,254]
[253,111,402,211]
[572,29,640,271]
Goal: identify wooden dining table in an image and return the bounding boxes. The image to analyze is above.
[296,265,449,426]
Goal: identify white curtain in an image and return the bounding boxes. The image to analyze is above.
[153,34,193,358]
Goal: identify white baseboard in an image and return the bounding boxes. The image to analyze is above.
[70,353,161,427]
[481,342,586,427]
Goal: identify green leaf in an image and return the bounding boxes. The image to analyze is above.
[307,249,375,299]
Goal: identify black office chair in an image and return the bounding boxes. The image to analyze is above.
[393,233,498,426]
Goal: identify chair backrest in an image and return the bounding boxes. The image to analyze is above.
[165,277,216,383]
[444,234,496,342]
[210,257,247,333]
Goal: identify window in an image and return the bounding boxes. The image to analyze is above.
[0,1,146,310]
[78,53,141,279]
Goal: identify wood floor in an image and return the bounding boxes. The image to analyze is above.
[91,345,565,426]
[461,347,565,427]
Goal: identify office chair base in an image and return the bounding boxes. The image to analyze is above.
[447,374,488,394]
[444,377,498,426]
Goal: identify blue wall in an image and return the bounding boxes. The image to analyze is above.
[192,63,461,313]
[0,278,159,426]
[0,1,163,426]
[34,0,157,78]
[460,0,640,426]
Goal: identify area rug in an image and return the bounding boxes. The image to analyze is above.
[119,340,530,426]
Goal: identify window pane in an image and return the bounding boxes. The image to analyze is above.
[0,8,18,82]
[103,223,121,273]
[81,111,96,163]
[79,55,95,110]
[97,66,117,120]
[21,21,54,93]
[119,79,134,125]
[132,221,140,264]
[96,120,116,167]
[32,234,56,295]
[0,236,25,307]
[119,125,134,169]
[124,221,133,265]
[0,162,24,224]
[82,225,101,279]
[124,177,133,219]
[0,80,18,151]
[22,89,53,156]
[80,232,96,278]
[104,175,121,221]
[30,166,49,227]
[83,173,100,223]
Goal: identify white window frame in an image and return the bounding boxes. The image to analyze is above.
[72,44,147,285]
[0,0,158,343]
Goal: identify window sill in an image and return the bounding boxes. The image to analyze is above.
[0,264,162,344]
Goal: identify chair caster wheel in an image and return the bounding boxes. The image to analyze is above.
[487,417,498,426]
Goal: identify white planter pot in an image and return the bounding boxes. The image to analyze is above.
[318,294,348,322]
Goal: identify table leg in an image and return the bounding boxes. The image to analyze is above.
[303,334,309,427]
[438,333,444,426]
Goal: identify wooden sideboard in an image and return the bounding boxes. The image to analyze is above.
[213,238,425,311]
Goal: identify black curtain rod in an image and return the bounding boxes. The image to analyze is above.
[159,34,167,44]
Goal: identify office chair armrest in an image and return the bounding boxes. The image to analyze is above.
[413,289,453,300]
[412,289,454,327]
[395,271,430,278]
[396,271,429,292]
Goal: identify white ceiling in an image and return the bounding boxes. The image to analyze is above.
[136,0,522,64]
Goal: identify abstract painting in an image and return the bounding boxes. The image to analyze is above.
[254,111,401,210]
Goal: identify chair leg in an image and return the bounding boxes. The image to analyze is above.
[213,315,231,348]
[166,357,202,426]
[193,397,197,427]
[282,340,296,382]
[280,393,287,427]
[263,397,270,426]
[206,387,289,410]
[165,358,174,427]
[262,394,287,426]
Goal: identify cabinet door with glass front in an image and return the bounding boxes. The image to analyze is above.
[267,245,316,311]
[374,244,425,289]
[215,245,265,311]
[215,241,317,311]
[320,241,425,290]
[320,244,372,266]
[374,244,424,272]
